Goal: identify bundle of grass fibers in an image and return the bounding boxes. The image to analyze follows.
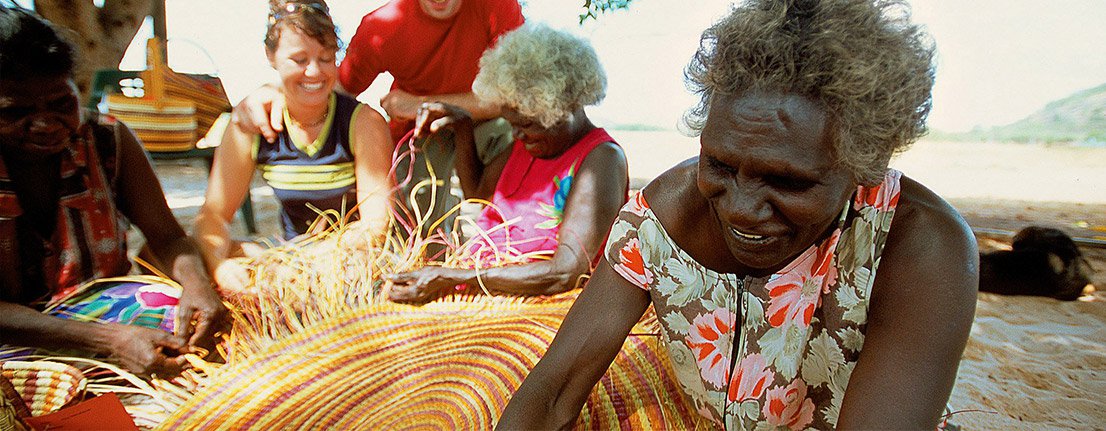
[158,191,702,428]
[24,144,702,428]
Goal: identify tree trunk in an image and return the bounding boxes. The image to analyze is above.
[34,0,155,100]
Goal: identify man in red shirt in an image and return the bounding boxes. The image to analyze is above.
[234,0,524,247]
[342,0,523,140]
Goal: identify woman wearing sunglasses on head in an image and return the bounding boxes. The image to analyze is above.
[194,0,394,294]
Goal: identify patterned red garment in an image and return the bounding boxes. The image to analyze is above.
[0,118,130,303]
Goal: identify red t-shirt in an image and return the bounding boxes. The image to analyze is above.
[339,0,523,108]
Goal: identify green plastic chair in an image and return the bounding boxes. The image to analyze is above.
[88,69,257,234]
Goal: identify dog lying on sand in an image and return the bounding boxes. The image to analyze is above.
[979,226,1092,301]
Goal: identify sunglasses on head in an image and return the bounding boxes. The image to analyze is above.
[271,2,330,20]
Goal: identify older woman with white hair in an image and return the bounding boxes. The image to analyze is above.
[499,0,978,429]
[387,23,629,302]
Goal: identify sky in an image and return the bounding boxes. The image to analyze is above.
[19,0,1106,133]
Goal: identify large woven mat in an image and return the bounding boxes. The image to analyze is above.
[159,291,703,429]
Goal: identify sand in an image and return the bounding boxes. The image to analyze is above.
[948,290,1106,429]
[149,133,1106,429]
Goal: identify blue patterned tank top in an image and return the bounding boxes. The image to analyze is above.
[254,93,365,239]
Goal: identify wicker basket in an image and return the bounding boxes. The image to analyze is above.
[0,361,87,417]
[105,38,230,153]
[1,371,29,431]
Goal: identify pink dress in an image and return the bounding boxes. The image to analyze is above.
[470,128,617,262]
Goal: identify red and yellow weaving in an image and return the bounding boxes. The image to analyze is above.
[159,292,702,429]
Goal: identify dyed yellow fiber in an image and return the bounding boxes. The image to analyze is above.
[160,292,701,429]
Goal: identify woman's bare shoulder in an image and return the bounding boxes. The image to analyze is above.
[893,174,974,247]
[639,157,728,265]
[641,157,701,215]
[877,173,979,297]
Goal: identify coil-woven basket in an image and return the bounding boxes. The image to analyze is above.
[0,361,87,417]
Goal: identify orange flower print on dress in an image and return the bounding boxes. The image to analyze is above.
[601,169,904,428]
[626,191,649,217]
[762,379,815,430]
[685,308,737,388]
[727,353,775,402]
[812,229,841,292]
[765,229,842,328]
[765,249,821,328]
[612,237,653,289]
[854,170,902,211]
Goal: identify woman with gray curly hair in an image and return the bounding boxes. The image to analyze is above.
[387,23,629,301]
[499,0,977,429]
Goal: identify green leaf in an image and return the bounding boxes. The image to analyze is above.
[579,0,635,23]
[662,311,692,335]
[740,400,760,420]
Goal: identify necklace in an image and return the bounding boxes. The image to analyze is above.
[287,110,328,129]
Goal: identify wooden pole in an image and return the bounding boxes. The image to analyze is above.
[151,0,167,60]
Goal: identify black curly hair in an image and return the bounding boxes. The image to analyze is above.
[0,7,77,81]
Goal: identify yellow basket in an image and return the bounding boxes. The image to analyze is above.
[0,361,87,417]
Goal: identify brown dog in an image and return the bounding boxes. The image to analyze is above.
[979,226,1091,300]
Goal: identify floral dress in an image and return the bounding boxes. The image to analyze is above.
[605,169,902,430]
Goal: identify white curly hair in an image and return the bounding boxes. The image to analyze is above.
[472,23,607,128]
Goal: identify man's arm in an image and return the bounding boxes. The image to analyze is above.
[381,89,502,123]
[411,102,504,200]
[231,83,369,145]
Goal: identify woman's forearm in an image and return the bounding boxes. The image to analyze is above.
[497,266,652,429]
[451,121,486,199]
[192,211,234,272]
[0,301,112,354]
[152,235,212,293]
[497,361,585,430]
[458,258,588,296]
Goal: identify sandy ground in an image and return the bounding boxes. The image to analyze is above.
[148,132,1106,429]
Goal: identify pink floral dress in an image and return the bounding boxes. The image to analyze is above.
[471,128,618,261]
[605,169,902,430]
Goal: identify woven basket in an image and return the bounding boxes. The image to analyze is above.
[105,37,230,153]
[1,403,28,431]
[0,361,87,417]
[106,94,197,152]
[1,371,29,431]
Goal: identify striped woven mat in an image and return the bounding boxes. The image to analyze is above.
[159,291,704,429]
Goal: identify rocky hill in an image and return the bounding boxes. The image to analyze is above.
[941,82,1106,143]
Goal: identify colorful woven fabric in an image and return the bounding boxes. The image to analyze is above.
[160,291,703,429]
[46,276,180,334]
